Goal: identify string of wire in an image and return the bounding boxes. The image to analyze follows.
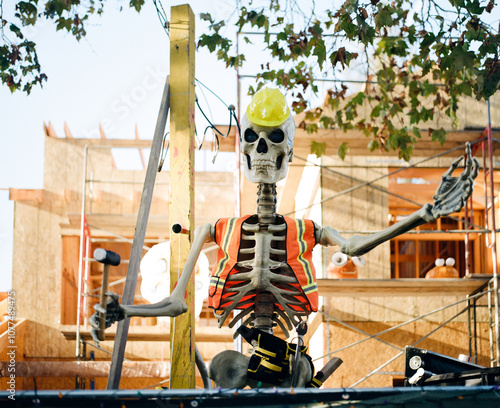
[152,0,170,36]
[195,78,240,163]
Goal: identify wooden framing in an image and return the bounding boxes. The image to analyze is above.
[317,277,490,297]
[8,188,43,203]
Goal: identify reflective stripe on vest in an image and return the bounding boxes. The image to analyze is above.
[285,217,318,309]
[208,216,251,303]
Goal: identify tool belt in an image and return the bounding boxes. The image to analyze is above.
[237,326,314,386]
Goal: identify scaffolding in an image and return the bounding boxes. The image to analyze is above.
[312,133,500,386]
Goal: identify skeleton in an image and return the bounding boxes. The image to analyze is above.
[91,87,479,388]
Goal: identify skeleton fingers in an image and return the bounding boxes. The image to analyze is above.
[431,142,479,219]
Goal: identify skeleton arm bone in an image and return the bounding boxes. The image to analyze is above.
[121,223,215,318]
[317,204,434,256]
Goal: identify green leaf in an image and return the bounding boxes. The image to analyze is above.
[16,1,38,25]
[337,142,349,160]
[412,126,422,139]
[0,55,9,71]
[319,116,333,128]
[306,123,319,134]
[368,140,380,152]
[447,46,475,71]
[129,0,145,12]
[351,92,365,105]
[9,24,23,39]
[431,128,447,145]
[312,40,327,70]
[375,9,393,29]
[56,17,73,32]
[310,140,327,157]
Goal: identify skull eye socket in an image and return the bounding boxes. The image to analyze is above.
[244,129,259,143]
[268,129,285,143]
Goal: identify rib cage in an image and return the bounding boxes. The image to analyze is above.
[213,183,312,338]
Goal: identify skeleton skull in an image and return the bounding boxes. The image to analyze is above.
[240,88,295,183]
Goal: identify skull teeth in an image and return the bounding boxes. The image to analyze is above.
[252,159,276,170]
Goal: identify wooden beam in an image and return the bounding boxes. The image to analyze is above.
[63,122,74,138]
[44,121,58,138]
[317,277,490,297]
[393,232,479,241]
[60,325,234,342]
[169,4,196,390]
[9,188,43,203]
[303,313,323,347]
[63,213,218,238]
[135,124,146,170]
[99,123,117,169]
[0,361,171,378]
[42,124,500,157]
[106,77,170,390]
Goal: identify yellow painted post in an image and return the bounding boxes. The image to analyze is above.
[169,4,196,389]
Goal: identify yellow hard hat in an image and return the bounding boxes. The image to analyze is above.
[246,87,291,127]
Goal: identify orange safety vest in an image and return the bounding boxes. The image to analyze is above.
[208,215,318,313]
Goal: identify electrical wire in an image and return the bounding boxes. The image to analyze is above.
[196,78,230,108]
[152,0,170,36]
[194,79,240,163]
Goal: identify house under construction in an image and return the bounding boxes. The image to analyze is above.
[2,87,500,392]
[2,4,500,406]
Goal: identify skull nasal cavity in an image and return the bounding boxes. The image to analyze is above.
[257,138,268,154]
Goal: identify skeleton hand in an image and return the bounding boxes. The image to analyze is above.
[428,143,479,221]
[89,292,125,344]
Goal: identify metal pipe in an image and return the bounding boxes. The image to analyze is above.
[487,98,500,365]
[76,145,89,357]
[85,179,170,185]
[234,31,243,355]
[82,233,91,330]
[85,223,151,251]
[474,296,478,364]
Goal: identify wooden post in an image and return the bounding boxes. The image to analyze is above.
[169,4,196,389]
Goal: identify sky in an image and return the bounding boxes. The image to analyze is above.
[0,0,252,291]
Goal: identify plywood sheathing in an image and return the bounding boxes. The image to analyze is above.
[323,321,491,388]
